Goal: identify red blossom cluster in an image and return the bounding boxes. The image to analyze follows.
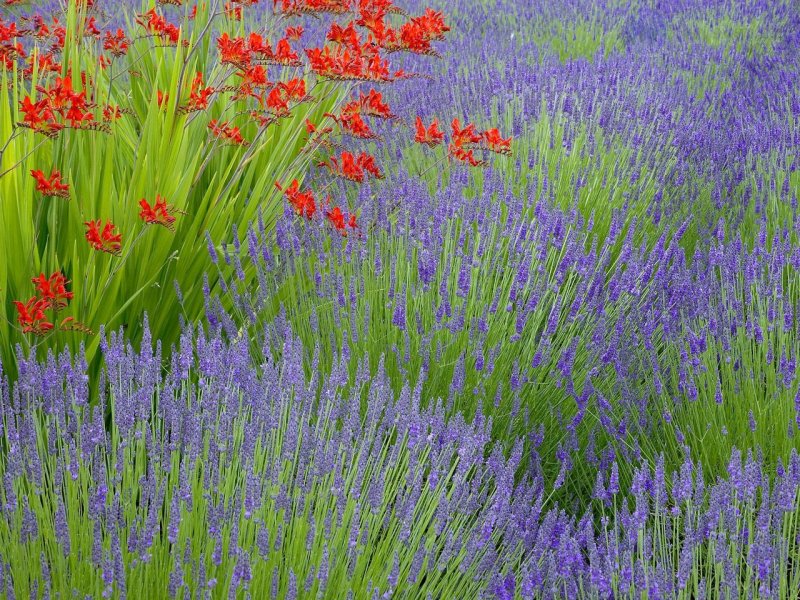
[180,72,216,113]
[135,9,184,46]
[213,30,313,136]
[13,13,67,55]
[325,205,358,235]
[274,0,354,16]
[31,271,73,310]
[318,150,383,182]
[139,196,181,231]
[276,179,318,218]
[13,296,54,335]
[410,117,513,167]
[84,219,122,256]
[19,74,108,138]
[30,169,70,198]
[208,120,249,146]
[103,29,130,57]
[361,7,449,56]
[1,17,25,69]
[13,271,77,336]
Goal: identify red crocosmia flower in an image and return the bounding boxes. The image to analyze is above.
[30,169,70,198]
[325,205,358,236]
[358,89,395,119]
[276,179,316,219]
[327,22,360,49]
[136,9,182,45]
[414,116,444,146]
[208,120,249,145]
[481,128,513,155]
[275,0,351,16]
[12,296,54,335]
[224,2,243,19]
[324,111,378,139]
[139,195,179,231]
[285,26,304,41]
[103,29,129,57]
[22,51,61,79]
[182,72,215,112]
[32,271,73,310]
[340,88,395,121]
[319,151,361,183]
[237,65,269,94]
[157,90,169,108]
[449,146,486,167]
[84,17,101,37]
[356,151,383,178]
[247,32,272,56]
[18,96,63,137]
[84,219,122,255]
[278,78,308,101]
[450,118,482,148]
[318,151,381,183]
[266,87,290,116]
[217,33,251,68]
[65,103,94,126]
[327,205,345,230]
[411,8,450,41]
[272,38,302,66]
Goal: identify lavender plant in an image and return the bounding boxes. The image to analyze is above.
[0,320,533,598]
[1,323,799,598]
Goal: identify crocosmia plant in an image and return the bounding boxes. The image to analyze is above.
[1,0,800,598]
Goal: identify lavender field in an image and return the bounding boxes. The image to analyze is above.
[0,0,799,598]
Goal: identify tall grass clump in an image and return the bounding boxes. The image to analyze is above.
[0,0,471,381]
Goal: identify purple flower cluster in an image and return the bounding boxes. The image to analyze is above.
[1,323,799,598]
[0,322,536,598]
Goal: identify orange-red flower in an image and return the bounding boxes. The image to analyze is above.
[182,72,215,112]
[285,26,304,41]
[84,219,122,256]
[274,0,351,16]
[139,195,178,231]
[217,33,251,68]
[208,120,248,145]
[30,169,70,198]
[31,271,73,310]
[318,150,383,182]
[341,88,396,120]
[414,116,444,146]
[276,179,316,219]
[450,118,482,148]
[103,29,129,57]
[12,296,53,335]
[136,9,182,45]
[449,146,485,167]
[481,128,512,155]
[325,205,358,235]
[18,96,63,137]
[323,110,378,139]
